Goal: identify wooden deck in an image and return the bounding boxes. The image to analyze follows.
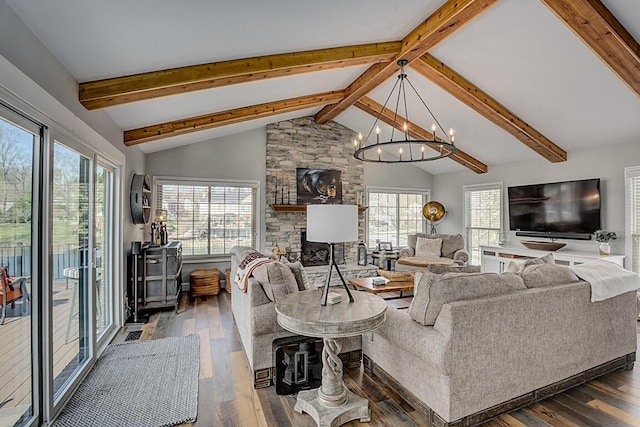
[0,279,86,426]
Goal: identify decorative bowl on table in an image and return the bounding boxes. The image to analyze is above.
[520,241,566,251]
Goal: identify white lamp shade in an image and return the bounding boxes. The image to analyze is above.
[306,204,358,243]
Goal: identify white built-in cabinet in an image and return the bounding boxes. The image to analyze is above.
[480,245,625,273]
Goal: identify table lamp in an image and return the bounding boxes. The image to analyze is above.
[306,204,358,306]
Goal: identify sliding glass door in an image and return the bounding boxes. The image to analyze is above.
[51,142,91,401]
[0,106,38,427]
[95,164,114,339]
[0,98,120,426]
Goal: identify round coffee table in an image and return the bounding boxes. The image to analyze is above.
[275,289,387,426]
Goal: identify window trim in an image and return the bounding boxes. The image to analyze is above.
[625,167,640,272]
[365,186,430,248]
[463,182,504,265]
[153,176,261,259]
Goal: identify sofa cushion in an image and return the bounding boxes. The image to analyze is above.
[415,237,442,259]
[506,252,554,274]
[435,234,465,258]
[252,262,299,302]
[518,263,580,288]
[282,260,311,290]
[426,264,481,274]
[397,257,454,267]
[409,272,526,326]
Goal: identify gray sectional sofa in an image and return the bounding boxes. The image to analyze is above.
[230,247,361,388]
[362,265,638,426]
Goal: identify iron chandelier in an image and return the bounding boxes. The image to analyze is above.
[353,59,457,163]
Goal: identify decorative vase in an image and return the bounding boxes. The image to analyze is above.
[599,242,611,256]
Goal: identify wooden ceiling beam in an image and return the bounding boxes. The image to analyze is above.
[355,96,488,174]
[315,0,499,124]
[540,0,640,97]
[79,42,400,110]
[124,90,345,146]
[412,54,567,162]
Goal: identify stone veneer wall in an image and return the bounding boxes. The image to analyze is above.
[265,116,364,263]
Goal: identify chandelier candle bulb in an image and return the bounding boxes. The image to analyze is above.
[376,126,380,144]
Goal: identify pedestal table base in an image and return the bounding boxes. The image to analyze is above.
[294,387,370,427]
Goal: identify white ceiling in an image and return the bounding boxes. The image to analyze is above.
[7,0,640,173]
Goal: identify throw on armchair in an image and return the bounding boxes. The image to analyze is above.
[396,233,469,271]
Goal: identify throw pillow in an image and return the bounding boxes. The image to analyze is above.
[426,264,481,274]
[506,252,554,274]
[415,237,442,259]
[408,233,427,250]
[408,272,526,326]
[282,260,311,291]
[252,262,299,302]
[518,263,580,288]
[431,233,465,258]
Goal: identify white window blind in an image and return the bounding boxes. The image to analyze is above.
[367,189,428,249]
[464,183,502,265]
[155,179,257,257]
[627,168,640,273]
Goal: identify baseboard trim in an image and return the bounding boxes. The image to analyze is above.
[363,352,636,426]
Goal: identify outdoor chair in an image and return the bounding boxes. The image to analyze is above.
[0,266,30,325]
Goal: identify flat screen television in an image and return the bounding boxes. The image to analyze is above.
[507,178,601,238]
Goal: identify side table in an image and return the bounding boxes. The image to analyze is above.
[275,289,387,426]
[371,250,400,271]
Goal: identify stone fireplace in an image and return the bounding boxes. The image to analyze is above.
[265,117,364,263]
[300,229,345,266]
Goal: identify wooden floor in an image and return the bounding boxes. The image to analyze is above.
[117,292,640,426]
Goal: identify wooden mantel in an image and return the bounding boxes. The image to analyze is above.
[271,204,368,214]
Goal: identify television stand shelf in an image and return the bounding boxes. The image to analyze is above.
[480,245,624,274]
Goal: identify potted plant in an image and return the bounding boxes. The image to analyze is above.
[593,230,617,255]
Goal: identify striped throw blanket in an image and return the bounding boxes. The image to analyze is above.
[233,251,274,292]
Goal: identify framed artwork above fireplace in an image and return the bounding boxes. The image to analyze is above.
[296,168,342,204]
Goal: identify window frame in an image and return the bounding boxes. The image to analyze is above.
[153,176,260,259]
[365,186,429,249]
[463,182,504,265]
[625,167,640,273]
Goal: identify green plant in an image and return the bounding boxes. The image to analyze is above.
[593,229,617,243]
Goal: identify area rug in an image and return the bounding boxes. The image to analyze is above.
[53,334,199,427]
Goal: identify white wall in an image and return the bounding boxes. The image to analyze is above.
[364,162,433,191]
[433,140,640,257]
[145,126,267,244]
[0,0,146,315]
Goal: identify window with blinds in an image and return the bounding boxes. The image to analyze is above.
[464,183,503,265]
[155,180,257,256]
[627,167,640,273]
[367,189,428,249]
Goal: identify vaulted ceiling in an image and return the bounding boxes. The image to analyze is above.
[7,0,640,175]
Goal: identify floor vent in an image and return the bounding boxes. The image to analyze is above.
[125,330,143,341]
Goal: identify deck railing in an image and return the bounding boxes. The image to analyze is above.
[0,243,83,278]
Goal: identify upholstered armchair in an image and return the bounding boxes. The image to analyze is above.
[396,233,469,271]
